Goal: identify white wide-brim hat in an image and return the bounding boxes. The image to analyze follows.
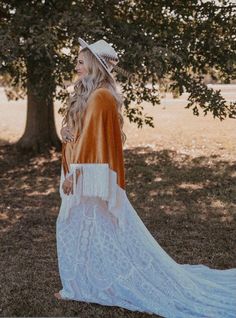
[78,37,119,78]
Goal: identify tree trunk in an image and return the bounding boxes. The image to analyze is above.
[16,62,61,154]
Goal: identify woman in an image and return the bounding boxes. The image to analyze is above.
[55,38,236,318]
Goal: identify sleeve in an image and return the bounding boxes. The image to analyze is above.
[71,88,125,190]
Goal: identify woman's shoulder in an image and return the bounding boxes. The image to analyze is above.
[88,87,117,111]
[91,87,114,99]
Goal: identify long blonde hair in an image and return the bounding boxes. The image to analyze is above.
[62,47,126,144]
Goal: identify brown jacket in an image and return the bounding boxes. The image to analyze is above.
[62,87,125,190]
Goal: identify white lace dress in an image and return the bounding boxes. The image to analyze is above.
[56,164,236,318]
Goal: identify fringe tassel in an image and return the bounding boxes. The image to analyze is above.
[81,164,110,200]
[108,169,118,209]
[71,163,118,211]
[59,164,120,225]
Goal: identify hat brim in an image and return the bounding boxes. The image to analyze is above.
[78,37,113,78]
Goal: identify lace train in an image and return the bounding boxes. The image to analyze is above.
[56,167,236,318]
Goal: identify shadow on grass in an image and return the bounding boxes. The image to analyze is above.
[0,142,235,317]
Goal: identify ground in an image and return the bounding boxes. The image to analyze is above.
[0,85,235,317]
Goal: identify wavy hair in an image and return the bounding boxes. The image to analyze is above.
[62,47,126,144]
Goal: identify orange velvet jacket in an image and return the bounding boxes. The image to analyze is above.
[61,88,125,190]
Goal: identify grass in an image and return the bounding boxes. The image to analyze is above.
[0,142,235,317]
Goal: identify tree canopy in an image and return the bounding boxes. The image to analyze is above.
[0,0,235,151]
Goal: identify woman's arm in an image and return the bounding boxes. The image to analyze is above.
[60,126,74,143]
[62,170,81,195]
